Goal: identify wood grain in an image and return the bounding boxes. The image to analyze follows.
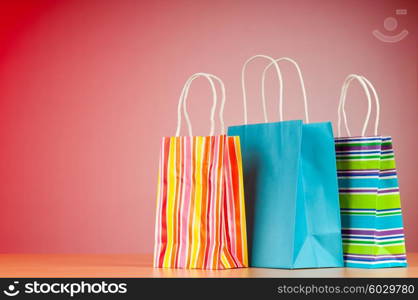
[0,253,416,278]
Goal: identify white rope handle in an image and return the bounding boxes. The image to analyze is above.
[337,74,380,137]
[356,76,380,135]
[261,57,309,123]
[182,73,226,136]
[176,73,216,136]
[175,73,226,136]
[241,55,283,124]
[338,74,370,137]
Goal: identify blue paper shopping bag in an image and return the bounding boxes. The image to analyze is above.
[228,55,343,268]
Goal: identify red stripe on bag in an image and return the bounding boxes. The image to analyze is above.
[213,137,224,269]
[196,137,210,268]
[185,138,196,269]
[171,137,182,268]
[204,136,217,268]
[228,137,244,264]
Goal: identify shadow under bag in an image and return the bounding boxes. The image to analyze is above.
[228,55,343,268]
[336,74,407,268]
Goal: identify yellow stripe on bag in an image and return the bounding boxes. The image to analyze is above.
[220,251,231,269]
[163,137,176,268]
[191,137,204,268]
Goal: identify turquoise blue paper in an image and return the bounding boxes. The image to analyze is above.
[228,120,343,269]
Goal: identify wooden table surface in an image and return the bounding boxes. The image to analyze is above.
[0,253,416,278]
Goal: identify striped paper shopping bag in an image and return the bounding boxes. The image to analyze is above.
[336,74,407,268]
[154,73,248,269]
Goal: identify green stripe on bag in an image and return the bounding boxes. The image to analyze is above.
[337,160,380,170]
[339,194,401,209]
[375,247,407,256]
[343,244,406,255]
[379,159,396,170]
[377,194,402,209]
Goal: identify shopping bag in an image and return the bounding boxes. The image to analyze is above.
[228,55,343,268]
[336,74,407,268]
[154,73,248,269]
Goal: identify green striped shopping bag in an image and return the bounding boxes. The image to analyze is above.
[335,74,407,268]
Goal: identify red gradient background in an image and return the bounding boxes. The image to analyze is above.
[0,0,416,253]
